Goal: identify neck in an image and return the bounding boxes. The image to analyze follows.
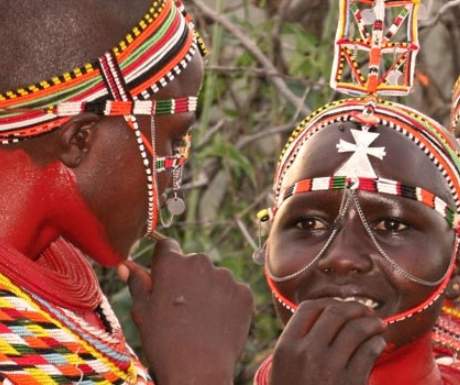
[0,149,123,265]
[370,333,441,385]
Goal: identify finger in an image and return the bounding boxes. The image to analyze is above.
[347,335,386,381]
[117,264,130,283]
[153,238,183,257]
[124,261,152,298]
[329,316,385,364]
[149,238,184,280]
[307,301,373,346]
[279,299,333,342]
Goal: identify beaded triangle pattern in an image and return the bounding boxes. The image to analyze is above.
[0,273,152,385]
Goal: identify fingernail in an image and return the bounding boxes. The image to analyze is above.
[117,264,130,282]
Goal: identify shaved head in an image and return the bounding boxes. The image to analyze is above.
[0,0,151,91]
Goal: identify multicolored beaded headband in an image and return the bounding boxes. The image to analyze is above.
[0,0,207,237]
[262,176,457,229]
[259,0,460,325]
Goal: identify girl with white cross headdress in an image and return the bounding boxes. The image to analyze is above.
[253,1,460,384]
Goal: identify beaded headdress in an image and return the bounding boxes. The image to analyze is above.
[0,0,208,238]
[259,0,460,325]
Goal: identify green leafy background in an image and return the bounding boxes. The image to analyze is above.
[96,1,460,383]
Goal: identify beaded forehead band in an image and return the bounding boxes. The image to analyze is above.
[267,176,457,228]
[260,0,460,325]
[0,0,208,238]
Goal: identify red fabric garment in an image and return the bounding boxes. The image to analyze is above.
[254,333,460,385]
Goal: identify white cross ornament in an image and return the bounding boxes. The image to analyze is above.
[335,129,386,178]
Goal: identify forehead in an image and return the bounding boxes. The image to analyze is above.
[281,122,454,206]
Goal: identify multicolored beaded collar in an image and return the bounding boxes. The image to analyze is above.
[0,0,207,236]
[259,0,460,325]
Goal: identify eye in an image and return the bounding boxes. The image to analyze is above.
[295,217,328,231]
[374,219,408,233]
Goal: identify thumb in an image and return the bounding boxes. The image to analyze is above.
[152,237,183,257]
[122,260,152,299]
[149,238,184,281]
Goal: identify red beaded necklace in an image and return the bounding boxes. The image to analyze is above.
[0,237,102,312]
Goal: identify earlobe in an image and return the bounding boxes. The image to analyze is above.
[59,113,100,168]
[446,273,460,300]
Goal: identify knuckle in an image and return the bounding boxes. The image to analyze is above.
[189,253,212,266]
[365,336,386,357]
[238,285,254,307]
[324,304,345,319]
[362,317,384,334]
[216,267,234,280]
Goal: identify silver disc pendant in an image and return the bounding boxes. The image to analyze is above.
[252,247,266,265]
[166,196,186,216]
[387,69,403,85]
[361,9,376,25]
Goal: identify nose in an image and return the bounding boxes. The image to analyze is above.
[317,218,374,277]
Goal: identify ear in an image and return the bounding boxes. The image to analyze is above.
[446,269,460,300]
[58,113,100,168]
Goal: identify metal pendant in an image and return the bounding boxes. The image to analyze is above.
[252,247,266,265]
[166,196,186,216]
[361,9,376,25]
[387,69,403,86]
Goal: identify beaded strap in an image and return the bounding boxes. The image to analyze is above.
[48,97,198,117]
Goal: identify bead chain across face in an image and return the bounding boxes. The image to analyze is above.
[258,0,460,325]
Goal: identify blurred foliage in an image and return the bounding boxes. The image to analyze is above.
[95,1,459,384]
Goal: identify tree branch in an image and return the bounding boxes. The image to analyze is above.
[420,0,460,28]
[190,0,310,115]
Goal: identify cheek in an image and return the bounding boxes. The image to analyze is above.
[268,223,326,278]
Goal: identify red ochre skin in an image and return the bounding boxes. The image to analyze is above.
[0,149,122,265]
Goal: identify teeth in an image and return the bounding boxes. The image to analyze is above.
[333,296,379,309]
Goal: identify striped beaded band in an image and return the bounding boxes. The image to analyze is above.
[273,176,457,229]
[0,0,204,139]
[46,96,198,117]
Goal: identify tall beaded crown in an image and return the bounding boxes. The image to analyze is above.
[272,0,460,217]
[331,0,420,96]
